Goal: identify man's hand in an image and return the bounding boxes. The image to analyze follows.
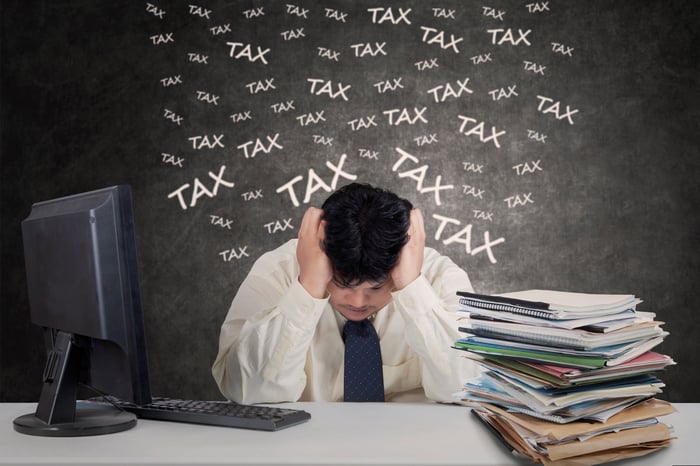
[297,207,333,298]
[391,208,426,291]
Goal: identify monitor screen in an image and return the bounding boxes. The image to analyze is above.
[14,185,153,436]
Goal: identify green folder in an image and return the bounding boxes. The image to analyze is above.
[454,339,607,369]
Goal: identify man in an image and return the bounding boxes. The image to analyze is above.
[212,183,479,404]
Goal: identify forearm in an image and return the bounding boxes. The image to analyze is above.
[213,280,327,404]
[392,275,478,403]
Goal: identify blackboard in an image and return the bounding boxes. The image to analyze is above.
[1,0,699,402]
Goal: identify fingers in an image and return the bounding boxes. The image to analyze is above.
[297,207,332,298]
[299,207,323,240]
[408,208,426,245]
[391,208,425,291]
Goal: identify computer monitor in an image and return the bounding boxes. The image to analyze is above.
[13,185,153,437]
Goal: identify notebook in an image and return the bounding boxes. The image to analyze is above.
[458,289,642,320]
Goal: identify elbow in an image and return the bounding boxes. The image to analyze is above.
[214,362,305,404]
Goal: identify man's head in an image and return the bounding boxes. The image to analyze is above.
[321,183,413,320]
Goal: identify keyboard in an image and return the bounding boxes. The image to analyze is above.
[85,396,311,431]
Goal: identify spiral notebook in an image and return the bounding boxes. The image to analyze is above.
[457,289,641,320]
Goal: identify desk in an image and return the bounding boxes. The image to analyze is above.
[1,402,698,466]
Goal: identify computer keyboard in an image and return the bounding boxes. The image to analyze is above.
[85,396,311,431]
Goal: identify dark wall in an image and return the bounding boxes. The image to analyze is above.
[2,1,698,402]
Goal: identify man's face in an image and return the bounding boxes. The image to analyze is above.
[327,278,394,321]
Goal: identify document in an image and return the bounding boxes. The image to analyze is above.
[453,289,676,465]
[471,399,676,465]
[458,289,642,319]
[461,308,655,332]
[464,319,667,350]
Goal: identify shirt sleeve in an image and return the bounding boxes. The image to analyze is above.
[211,240,328,404]
[390,248,481,403]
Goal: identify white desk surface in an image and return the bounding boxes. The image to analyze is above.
[0,402,698,466]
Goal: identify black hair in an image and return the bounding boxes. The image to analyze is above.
[321,183,413,287]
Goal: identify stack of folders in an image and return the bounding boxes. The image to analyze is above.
[452,289,677,466]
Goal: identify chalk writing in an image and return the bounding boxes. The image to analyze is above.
[358,148,379,160]
[482,6,505,21]
[280,28,306,40]
[428,78,473,102]
[271,101,295,113]
[393,148,453,206]
[161,152,184,167]
[188,134,224,150]
[168,165,235,210]
[462,185,485,199]
[236,133,282,158]
[307,78,351,101]
[281,28,305,41]
[348,115,377,131]
[463,162,484,173]
[526,2,550,13]
[513,160,542,175]
[312,135,333,146]
[150,33,174,45]
[373,77,403,93]
[264,218,294,233]
[227,42,270,64]
[536,95,579,124]
[433,8,456,19]
[146,3,165,19]
[297,111,326,126]
[219,246,250,262]
[504,192,534,208]
[188,4,211,19]
[415,58,439,71]
[487,28,532,46]
[230,111,252,123]
[523,60,546,75]
[368,7,412,25]
[488,85,518,101]
[245,78,275,94]
[210,215,233,229]
[196,90,219,105]
[470,53,492,64]
[318,47,340,61]
[420,26,463,53]
[286,4,309,18]
[458,116,506,148]
[243,7,264,19]
[527,129,547,143]
[384,107,428,125]
[187,52,208,64]
[551,42,574,56]
[325,8,348,22]
[415,134,438,146]
[473,210,494,221]
[149,1,592,269]
[432,214,505,263]
[210,24,231,35]
[163,109,183,126]
[351,42,387,57]
[276,154,357,206]
[242,189,263,201]
[160,75,182,87]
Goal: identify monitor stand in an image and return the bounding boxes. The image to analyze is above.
[13,331,137,437]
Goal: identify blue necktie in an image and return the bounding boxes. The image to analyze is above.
[343,319,384,402]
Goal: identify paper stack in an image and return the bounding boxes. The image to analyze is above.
[453,289,677,465]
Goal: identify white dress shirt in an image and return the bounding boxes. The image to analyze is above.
[212,239,480,404]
